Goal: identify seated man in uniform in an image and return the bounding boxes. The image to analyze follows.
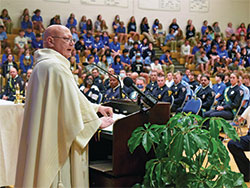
[194,75,215,116]
[204,73,243,120]
[170,72,187,112]
[1,67,24,101]
[92,68,105,94]
[145,70,158,93]
[103,76,124,102]
[152,72,172,103]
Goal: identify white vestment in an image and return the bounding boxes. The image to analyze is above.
[15,48,101,187]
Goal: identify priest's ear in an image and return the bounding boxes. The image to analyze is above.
[45,36,55,48]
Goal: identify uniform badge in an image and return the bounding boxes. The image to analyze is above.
[161,88,163,91]
[175,91,178,95]
[112,96,115,99]
[231,91,234,95]
[202,94,205,99]
[168,90,172,96]
[239,90,243,96]
[175,87,177,90]
[158,94,161,99]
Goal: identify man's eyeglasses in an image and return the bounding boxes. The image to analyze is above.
[51,36,74,43]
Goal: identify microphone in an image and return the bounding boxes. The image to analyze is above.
[82,62,123,98]
[123,77,158,108]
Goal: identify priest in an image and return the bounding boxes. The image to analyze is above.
[15,25,114,187]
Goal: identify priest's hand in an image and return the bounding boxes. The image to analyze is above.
[99,116,114,129]
[98,106,113,117]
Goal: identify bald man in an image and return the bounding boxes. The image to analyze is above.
[15,25,114,187]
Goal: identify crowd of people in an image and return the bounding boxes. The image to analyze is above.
[0,7,250,183]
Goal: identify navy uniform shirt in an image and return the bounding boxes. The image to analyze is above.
[170,82,187,107]
[152,84,172,102]
[146,81,158,93]
[94,76,105,94]
[220,85,243,114]
[103,86,124,103]
[3,75,24,101]
[195,85,215,112]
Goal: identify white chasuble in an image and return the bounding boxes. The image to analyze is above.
[15,48,101,187]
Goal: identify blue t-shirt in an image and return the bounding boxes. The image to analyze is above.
[67,18,77,27]
[109,42,120,52]
[0,31,7,41]
[159,54,172,64]
[164,34,175,45]
[92,40,104,50]
[117,26,126,34]
[83,34,94,48]
[20,54,34,73]
[111,62,123,75]
[120,55,130,65]
[31,39,43,49]
[217,49,228,58]
[32,15,43,22]
[201,26,207,35]
[152,23,158,34]
[212,82,226,102]
[25,31,36,42]
[101,36,109,46]
[21,21,33,30]
[192,46,200,55]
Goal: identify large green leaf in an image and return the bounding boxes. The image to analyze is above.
[148,129,160,144]
[128,131,144,153]
[142,132,153,153]
[169,132,184,162]
[189,132,208,150]
[209,118,220,138]
[218,118,240,141]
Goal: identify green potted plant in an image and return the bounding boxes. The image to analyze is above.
[128,113,247,188]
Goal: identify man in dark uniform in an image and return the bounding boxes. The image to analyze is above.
[103,76,124,103]
[194,75,215,116]
[204,73,243,120]
[152,73,172,103]
[170,72,187,112]
[146,70,158,93]
[1,67,24,101]
[92,68,105,94]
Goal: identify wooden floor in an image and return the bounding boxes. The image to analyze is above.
[223,125,250,187]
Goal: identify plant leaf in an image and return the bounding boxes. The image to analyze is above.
[169,132,184,162]
[219,118,240,141]
[128,130,144,153]
[148,129,160,144]
[142,132,153,153]
[209,118,220,138]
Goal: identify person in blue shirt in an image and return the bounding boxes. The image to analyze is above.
[31,33,43,50]
[164,29,177,52]
[0,25,8,52]
[201,20,208,36]
[192,41,202,55]
[238,76,250,114]
[87,52,99,64]
[212,73,226,104]
[92,35,104,56]
[217,44,230,65]
[21,14,32,30]
[24,27,36,44]
[66,17,76,29]
[127,16,140,41]
[83,31,94,51]
[105,49,114,66]
[101,31,110,48]
[120,49,130,71]
[70,26,79,43]
[109,36,121,55]
[31,9,45,32]
[111,55,123,75]
[152,19,159,34]
[67,13,77,28]
[112,15,120,33]
[140,17,156,43]
[117,21,127,44]
[159,50,174,73]
[20,49,34,76]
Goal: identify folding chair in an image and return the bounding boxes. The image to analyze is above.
[182,98,202,115]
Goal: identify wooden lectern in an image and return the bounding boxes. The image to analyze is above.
[89,101,170,187]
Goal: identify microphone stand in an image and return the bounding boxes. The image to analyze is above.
[82,62,122,99]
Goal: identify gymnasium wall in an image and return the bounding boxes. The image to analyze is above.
[0,0,249,34]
